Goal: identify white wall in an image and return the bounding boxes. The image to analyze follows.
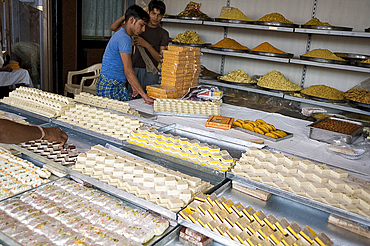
[162,0,370,91]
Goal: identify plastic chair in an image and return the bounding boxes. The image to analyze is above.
[64,63,102,96]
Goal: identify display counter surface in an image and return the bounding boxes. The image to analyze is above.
[128,99,370,179]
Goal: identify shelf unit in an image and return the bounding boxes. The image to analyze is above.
[162,7,370,115]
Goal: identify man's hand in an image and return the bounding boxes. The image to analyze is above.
[0,66,13,72]
[132,87,139,98]
[133,36,150,49]
[43,127,68,146]
[143,95,155,105]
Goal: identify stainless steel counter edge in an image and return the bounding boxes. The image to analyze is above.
[227,172,370,228]
[178,218,243,246]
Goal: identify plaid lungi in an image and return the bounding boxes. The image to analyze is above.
[96,74,132,101]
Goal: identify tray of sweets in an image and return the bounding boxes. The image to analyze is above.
[214,18,254,25]
[256,85,302,93]
[334,52,370,62]
[300,92,346,104]
[348,99,370,111]
[217,76,257,85]
[0,176,174,245]
[300,24,353,31]
[307,117,363,144]
[153,111,212,118]
[234,126,293,142]
[300,55,350,65]
[249,50,294,58]
[213,178,370,245]
[253,21,299,28]
[207,46,249,53]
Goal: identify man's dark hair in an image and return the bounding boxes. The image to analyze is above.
[124,4,149,23]
[148,0,166,15]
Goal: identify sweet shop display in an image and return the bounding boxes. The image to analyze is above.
[19,140,80,166]
[161,45,201,98]
[59,104,142,140]
[1,86,75,117]
[180,193,333,246]
[0,178,169,245]
[74,92,140,116]
[71,145,213,212]
[153,98,220,115]
[128,126,234,171]
[231,147,370,218]
[0,152,50,199]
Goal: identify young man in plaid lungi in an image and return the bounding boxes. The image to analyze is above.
[97,5,154,105]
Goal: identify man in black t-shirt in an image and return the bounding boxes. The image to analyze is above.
[110,0,169,97]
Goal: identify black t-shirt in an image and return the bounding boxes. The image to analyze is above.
[132,25,169,68]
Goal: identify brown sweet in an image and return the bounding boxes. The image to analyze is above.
[314,118,361,135]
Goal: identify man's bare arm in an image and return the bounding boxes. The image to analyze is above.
[121,53,154,105]
[109,15,125,32]
[0,119,68,145]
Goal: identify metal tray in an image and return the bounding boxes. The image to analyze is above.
[214,18,254,25]
[153,111,212,118]
[178,217,243,246]
[219,178,370,245]
[300,24,353,31]
[256,84,302,93]
[249,50,294,58]
[217,76,257,85]
[300,55,350,65]
[253,21,299,28]
[154,225,224,246]
[162,15,177,19]
[354,61,370,68]
[208,46,249,53]
[176,16,213,21]
[334,52,370,62]
[171,42,212,47]
[300,92,346,103]
[234,126,293,142]
[307,117,363,144]
[348,99,370,111]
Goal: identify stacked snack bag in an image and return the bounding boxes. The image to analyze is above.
[147,45,201,99]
